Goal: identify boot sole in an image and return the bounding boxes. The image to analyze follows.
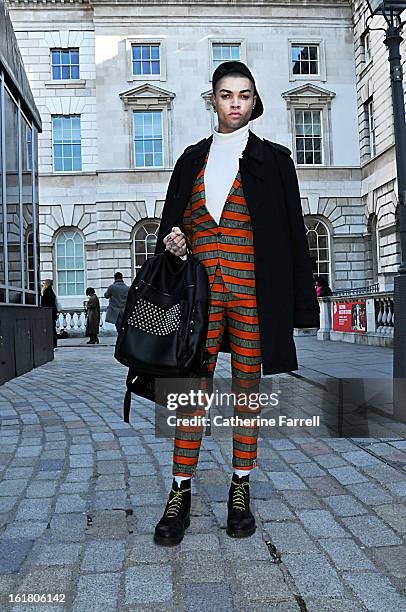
[226,524,256,539]
[153,517,190,547]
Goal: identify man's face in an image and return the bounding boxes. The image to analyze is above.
[213,75,257,133]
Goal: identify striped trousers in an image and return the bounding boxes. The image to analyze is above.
[172,264,262,476]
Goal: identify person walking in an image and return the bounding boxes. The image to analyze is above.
[40,279,59,349]
[85,287,100,344]
[148,61,319,546]
[104,272,129,333]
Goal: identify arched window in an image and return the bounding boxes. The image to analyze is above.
[305,217,331,287]
[132,220,160,274]
[55,229,85,296]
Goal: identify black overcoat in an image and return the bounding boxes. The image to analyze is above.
[154,129,320,376]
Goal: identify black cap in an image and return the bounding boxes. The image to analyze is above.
[212,60,264,120]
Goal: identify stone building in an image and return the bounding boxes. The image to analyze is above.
[351,0,401,292]
[8,0,379,311]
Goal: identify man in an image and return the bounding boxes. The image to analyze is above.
[104,272,129,333]
[152,61,319,546]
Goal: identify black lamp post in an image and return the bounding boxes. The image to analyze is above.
[366,0,406,421]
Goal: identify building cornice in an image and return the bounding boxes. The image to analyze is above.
[8,0,350,6]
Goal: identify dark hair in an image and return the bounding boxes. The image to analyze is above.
[315,275,328,287]
[114,272,123,280]
[213,71,254,95]
[86,287,95,296]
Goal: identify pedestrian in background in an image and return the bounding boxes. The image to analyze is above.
[315,275,333,298]
[104,272,129,333]
[85,287,100,344]
[40,279,59,349]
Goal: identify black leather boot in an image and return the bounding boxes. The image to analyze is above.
[226,473,256,538]
[154,478,191,546]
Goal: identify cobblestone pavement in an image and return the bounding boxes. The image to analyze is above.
[1,341,406,611]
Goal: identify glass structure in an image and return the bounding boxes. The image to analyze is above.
[1,74,40,306]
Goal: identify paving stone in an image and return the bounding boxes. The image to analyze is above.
[48,513,87,542]
[264,522,319,553]
[341,515,402,547]
[278,450,312,463]
[0,497,19,513]
[92,490,128,511]
[386,481,406,497]
[341,450,381,467]
[16,498,53,521]
[125,565,172,604]
[283,552,345,596]
[343,572,406,611]
[32,542,82,566]
[305,596,366,612]
[81,540,125,572]
[66,469,93,482]
[347,482,394,505]
[185,583,233,612]
[3,521,48,539]
[291,462,326,477]
[304,475,346,496]
[0,539,34,573]
[327,466,369,485]
[96,461,125,475]
[55,494,86,513]
[127,463,156,476]
[69,454,94,468]
[298,509,348,538]
[0,480,28,496]
[219,530,270,560]
[26,482,57,498]
[86,510,129,539]
[362,463,406,483]
[267,472,307,490]
[180,533,220,553]
[279,490,323,510]
[319,538,375,570]
[322,494,367,517]
[373,503,406,533]
[314,454,349,468]
[372,546,406,578]
[230,561,295,603]
[128,534,173,564]
[253,499,295,521]
[15,568,74,601]
[179,558,226,583]
[72,573,120,612]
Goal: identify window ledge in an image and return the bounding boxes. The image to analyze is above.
[289,74,326,83]
[45,79,87,89]
[127,75,163,83]
[359,59,373,78]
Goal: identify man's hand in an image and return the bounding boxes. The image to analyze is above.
[163,226,187,257]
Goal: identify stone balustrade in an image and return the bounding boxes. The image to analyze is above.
[318,286,394,347]
[56,307,117,336]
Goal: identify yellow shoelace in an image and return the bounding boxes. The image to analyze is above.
[232,481,249,511]
[165,488,189,518]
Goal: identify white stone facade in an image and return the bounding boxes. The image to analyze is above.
[351,0,401,291]
[8,0,387,309]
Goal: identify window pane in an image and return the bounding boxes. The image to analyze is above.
[5,89,22,289]
[141,46,151,59]
[132,46,141,60]
[52,115,81,172]
[151,45,160,59]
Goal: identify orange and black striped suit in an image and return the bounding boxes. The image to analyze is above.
[172,155,262,476]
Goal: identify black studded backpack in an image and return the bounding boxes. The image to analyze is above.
[114,249,210,421]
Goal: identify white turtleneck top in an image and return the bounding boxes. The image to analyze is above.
[205,122,249,224]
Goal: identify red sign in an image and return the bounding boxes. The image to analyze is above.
[333,301,367,333]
